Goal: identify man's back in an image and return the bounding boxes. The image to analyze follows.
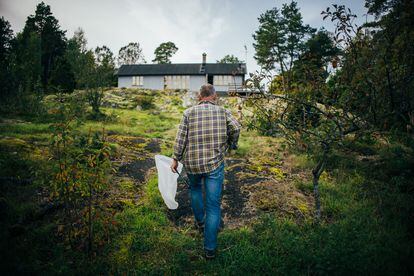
[173,100,240,174]
[171,84,241,259]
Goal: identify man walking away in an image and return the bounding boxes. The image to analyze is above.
[171,84,241,259]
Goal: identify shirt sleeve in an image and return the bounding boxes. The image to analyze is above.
[173,113,189,161]
[225,109,241,149]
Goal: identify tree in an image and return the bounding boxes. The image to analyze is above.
[49,96,111,254]
[322,1,414,132]
[94,45,116,87]
[217,54,244,63]
[246,68,361,222]
[117,42,145,66]
[71,27,87,53]
[152,41,178,64]
[21,1,68,92]
[78,50,96,88]
[0,17,15,101]
[65,28,89,89]
[248,1,359,221]
[85,46,115,116]
[0,17,13,58]
[253,1,315,92]
[48,56,75,92]
[14,31,42,97]
[288,30,340,97]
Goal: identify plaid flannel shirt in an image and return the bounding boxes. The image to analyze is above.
[173,100,241,174]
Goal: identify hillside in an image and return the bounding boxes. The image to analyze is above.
[0,89,412,274]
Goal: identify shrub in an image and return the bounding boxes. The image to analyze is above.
[135,95,154,110]
[171,96,182,106]
[48,99,112,254]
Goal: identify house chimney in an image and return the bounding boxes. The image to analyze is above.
[202,53,207,64]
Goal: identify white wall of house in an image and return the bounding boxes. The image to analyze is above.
[118,76,164,90]
[213,75,243,92]
[141,76,164,90]
[118,76,133,88]
[118,75,244,92]
[189,75,206,91]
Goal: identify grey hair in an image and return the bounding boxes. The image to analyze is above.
[199,84,216,98]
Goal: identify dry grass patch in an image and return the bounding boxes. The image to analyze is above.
[244,180,313,221]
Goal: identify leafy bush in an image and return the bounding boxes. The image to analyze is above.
[171,96,182,106]
[135,94,154,110]
[48,99,112,254]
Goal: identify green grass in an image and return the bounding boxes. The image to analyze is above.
[0,107,181,141]
[90,170,412,275]
[0,122,51,140]
[106,176,194,274]
[1,90,413,274]
[82,109,180,138]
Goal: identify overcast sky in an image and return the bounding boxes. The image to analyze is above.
[1,0,370,73]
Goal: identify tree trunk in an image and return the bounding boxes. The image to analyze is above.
[312,171,321,220]
[88,184,93,255]
[312,145,328,222]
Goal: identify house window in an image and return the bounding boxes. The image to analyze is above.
[213,75,234,86]
[132,76,144,86]
[165,75,190,89]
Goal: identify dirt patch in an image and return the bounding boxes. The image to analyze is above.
[144,139,161,153]
[222,159,267,226]
[112,136,161,184]
[168,158,267,229]
[106,136,161,210]
[117,158,154,184]
[128,137,146,144]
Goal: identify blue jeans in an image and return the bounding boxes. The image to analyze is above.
[187,162,224,251]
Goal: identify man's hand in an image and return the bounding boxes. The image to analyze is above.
[171,158,178,173]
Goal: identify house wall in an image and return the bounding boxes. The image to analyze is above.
[118,75,244,92]
[142,76,164,90]
[213,75,244,92]
[118,76,164,90]
[189,75,206,91]
[118,76,132,88]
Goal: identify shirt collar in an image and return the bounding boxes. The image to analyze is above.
[198,100,216,105]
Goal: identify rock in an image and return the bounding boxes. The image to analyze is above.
[182,91,198,107]
[135,105,142,111]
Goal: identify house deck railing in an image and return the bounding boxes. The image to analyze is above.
[227,84,261,97]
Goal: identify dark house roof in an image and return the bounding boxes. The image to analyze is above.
[117,63,247,76]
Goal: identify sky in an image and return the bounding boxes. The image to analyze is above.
[0,0,370,74]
